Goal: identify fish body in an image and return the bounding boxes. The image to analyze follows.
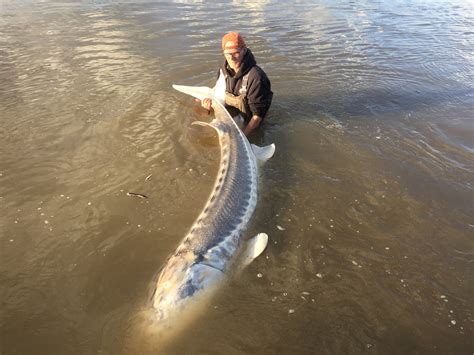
[152,72,274,323]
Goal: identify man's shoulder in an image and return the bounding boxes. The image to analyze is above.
[247,65,269,81]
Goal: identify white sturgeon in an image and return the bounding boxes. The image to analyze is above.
[152,71,275,324]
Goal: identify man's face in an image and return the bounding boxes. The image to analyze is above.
[224,47,245,71]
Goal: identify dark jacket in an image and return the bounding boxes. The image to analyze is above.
[220,49,273,122]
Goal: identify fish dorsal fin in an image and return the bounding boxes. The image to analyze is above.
[240,233,269,268]
[251,143,276,162]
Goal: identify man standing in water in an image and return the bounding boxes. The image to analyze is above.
[200,32,273,137]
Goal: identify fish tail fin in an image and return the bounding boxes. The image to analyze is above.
[173,71,226,104]
[172,85,213,101]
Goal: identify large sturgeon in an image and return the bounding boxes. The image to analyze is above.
[152,72,275,324]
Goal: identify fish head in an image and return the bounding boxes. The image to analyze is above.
[152,258,225,323]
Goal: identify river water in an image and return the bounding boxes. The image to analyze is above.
[1,1,472,354]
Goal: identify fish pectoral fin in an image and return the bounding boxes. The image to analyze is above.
[241,233,269,267]
[251,143,276,162]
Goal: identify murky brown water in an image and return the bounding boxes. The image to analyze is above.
[1,1,473,354]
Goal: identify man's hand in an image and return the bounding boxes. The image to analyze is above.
[194,98,212,111]
[243,115,262,136]
[201,98,212,111]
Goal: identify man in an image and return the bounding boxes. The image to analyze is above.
[201,32,273,137]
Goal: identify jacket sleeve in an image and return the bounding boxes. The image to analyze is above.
[246,67,273,118]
